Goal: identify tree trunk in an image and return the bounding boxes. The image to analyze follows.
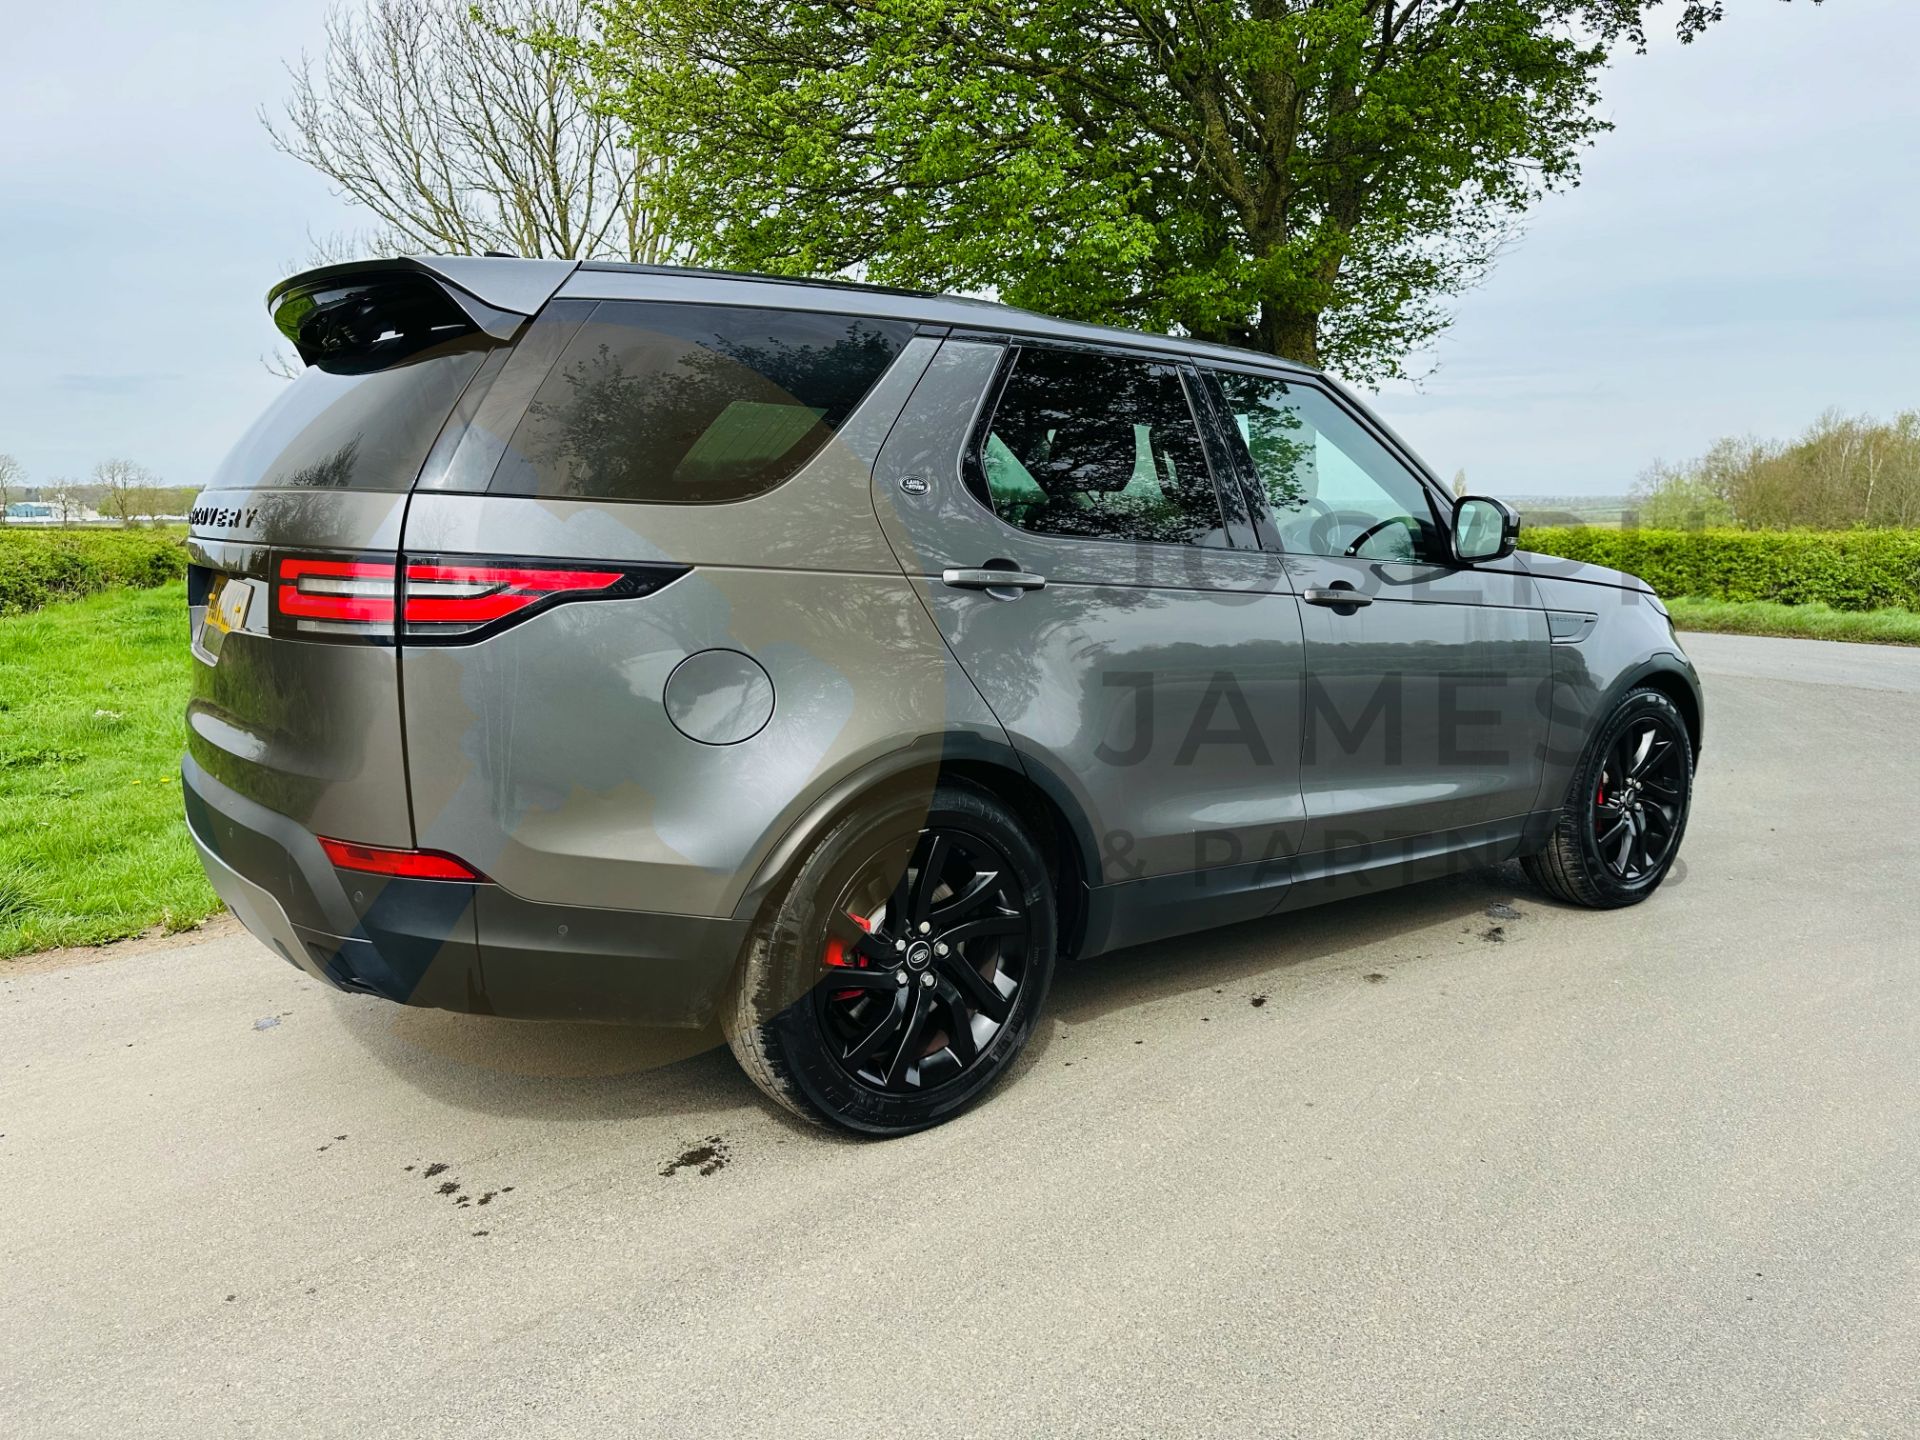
[1256,305,1320,368]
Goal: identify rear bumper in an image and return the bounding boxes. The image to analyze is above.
[182,754,747,1025]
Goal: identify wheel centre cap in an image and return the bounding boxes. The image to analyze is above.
[905,940,934,971]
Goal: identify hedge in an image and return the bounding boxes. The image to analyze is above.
[0,527,189,616]
[1517,527,1920,612]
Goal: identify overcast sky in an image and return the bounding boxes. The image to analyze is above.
[1,0,1914,499]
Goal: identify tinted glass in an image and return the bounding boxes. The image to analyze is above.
[1211,372,1441,561]
[492,302,913,504]
[976,348,1225,547]
[208,341,487,492]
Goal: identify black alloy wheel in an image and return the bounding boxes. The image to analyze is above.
[813,829,1031,1093]
[1590,713,1688,882]
[724,782,1057,1135]
[1524,685,1696,909]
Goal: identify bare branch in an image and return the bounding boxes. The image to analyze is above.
[262,0,679,264]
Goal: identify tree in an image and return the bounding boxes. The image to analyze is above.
[93,459,159,525]
[0,453,21,522]
[1630,412,1920,530]
[573,0,1817,380]
[266,0,676,264]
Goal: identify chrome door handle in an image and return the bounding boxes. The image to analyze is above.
[1302,586,1373,609]
[942,567,1047,593]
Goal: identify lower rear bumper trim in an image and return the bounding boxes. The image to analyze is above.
[183,755,748,1026]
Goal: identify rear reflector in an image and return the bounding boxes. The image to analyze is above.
[269,553,685,642]
[319,837,488,882]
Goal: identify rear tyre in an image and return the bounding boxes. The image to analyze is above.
[1523,686,1695,909]
[724,782,1056,1136]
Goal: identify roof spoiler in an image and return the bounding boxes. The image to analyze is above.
[267,256,580,367]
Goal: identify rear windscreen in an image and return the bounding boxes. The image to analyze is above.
[488,301,914,504]
[209,342,487,492]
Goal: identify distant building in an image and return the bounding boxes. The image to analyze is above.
[4,499,105,524]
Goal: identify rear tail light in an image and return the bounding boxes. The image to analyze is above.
[403,560,621,637]
[319,837,488,881]
[275,557,398,635]
[269,554,685,643]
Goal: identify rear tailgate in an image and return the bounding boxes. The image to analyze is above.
[185,259,573,846]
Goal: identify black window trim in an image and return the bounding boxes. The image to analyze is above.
[959,337,1249,555]
[1193,362,1455,561]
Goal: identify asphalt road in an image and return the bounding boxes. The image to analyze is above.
[4,632,1918,1438]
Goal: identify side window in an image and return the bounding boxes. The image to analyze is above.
[974,347,1226,547]
[491,301,914,503]
[1210,371,1441,561]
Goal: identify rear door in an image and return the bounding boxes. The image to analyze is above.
[1200,367,1550,856]
[872,338,1308,922]
[185,266,556,845]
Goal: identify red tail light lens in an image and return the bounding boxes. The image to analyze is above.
[269,553,685,643]
[274,557,398,636]
[319,837,488,881]
[402,560,624,637]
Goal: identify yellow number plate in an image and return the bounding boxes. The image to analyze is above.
[205,576,251,636]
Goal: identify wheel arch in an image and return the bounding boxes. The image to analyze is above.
[728,738,1098,963]
[1619,654,1704,759]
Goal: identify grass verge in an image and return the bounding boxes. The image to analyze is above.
[0,580,219,957]
[1666,597,1920,646]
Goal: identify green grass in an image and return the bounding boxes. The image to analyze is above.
[1667,597,1920,646]
[0,580,218,957]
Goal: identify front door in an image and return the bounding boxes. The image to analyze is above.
[872,338,1308,919]
[1201,368,1551,860]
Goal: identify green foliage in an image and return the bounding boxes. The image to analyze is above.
[1663,597,1920,647]
[0,582,218,957]
[1629,457,1739,529]
[1520,526,1920,612]
[1631,410,1920,530]
[571,1,1808,379]
[0,527,188,616]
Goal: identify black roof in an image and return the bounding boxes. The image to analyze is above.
[569,260,1323,378]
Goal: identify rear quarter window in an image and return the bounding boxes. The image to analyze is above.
[489,301,915,504]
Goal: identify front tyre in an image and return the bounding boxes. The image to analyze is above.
[1524,686,1695,909]
[724,782,1056,1136]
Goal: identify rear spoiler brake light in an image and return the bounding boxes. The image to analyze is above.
[269,554,686,643]
[270,267,520,368]
[268,257,576,369]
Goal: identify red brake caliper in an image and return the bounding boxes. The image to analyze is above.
[827,910,874,1000]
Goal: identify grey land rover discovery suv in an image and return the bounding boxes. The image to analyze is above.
[184,256,1701,1134]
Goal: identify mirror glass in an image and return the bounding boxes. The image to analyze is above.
[1454,497,1510,562]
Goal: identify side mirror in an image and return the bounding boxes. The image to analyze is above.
[1452,496,1520,564]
